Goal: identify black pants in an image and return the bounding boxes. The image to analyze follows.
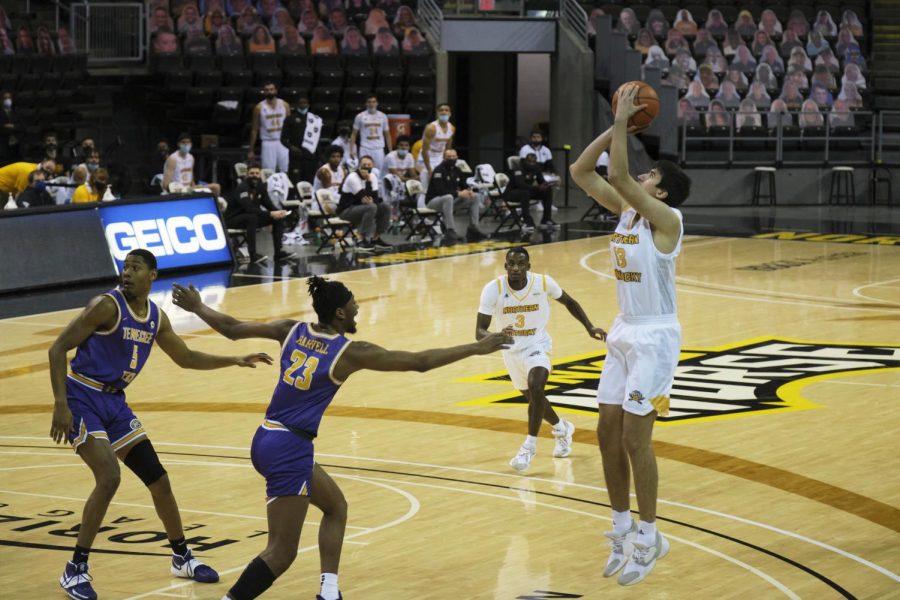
[288,153,318,185]
[505,187,553,226]
[227,212,283,256]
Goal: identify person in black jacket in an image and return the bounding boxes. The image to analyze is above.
[337,155,392,251]
[280,97,320,184]
[506,152,555,231]
[424,148,486,242]
[224,163,295,263]
[16,168,54,207]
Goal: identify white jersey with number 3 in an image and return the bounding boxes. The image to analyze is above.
[611,207,683,317]
[479,272,562,353]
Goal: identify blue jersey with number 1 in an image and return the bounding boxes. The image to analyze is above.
[266,322,351,436]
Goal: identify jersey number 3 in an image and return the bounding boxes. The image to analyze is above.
[614,247,627,268]
[283,350,320,391]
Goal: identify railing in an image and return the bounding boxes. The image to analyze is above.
[71,2,144,64]
[418,0,444,50]
[677,110,878,166]
[559,0,587,42]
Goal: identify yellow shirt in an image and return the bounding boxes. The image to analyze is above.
[0,162,39,195]
[72,183,99,203]
[411,139,423,161]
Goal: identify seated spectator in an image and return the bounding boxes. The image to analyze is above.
[382,135,416,183]
[752,31,772,57]
[799,99,824,128]
[664,29,688,57]
[812,64,837,91]
[616,8,639,36]
[758,9,783,39]
[677,98,701,127]
[227,0,252,16]
[780,79,805,110]
[340,25,367,55]
[810,83,834,109]
[16,169,54,208]
[237,5,263,35]
[732,45,758,74]
[365,7,390,36]
[841,10,864,38]
[215,25,244,55]
[684,80,710,109]
[692,28,718,59]
[705,9,728,37]
[504,150,552,232]
[788,66,810,92]
[835,27,857,56]
[149,5,175,33]
[35,26,56,55]
[646,9,669,39]
[736,99,763,128]
[779,29,802,59]
[177,3,204,35]
[767,99,794,129]
[830,99,856,128]
[696,63,719,93]
[0,28,15,56]
[815,47,840,73]
[645,45,669,70]
[634,29,655,55]
[345,0,371,20]
[806,31,830,58]
[813,10,837,38]
[673,10,697,37]
[586,8,606,37]
[735,10,756,38]
[706,47,728,74]
[760,44,785,75]
[224,162,293,262]
[248,24,277,53]
[402,27,429,55]
[310,24,337,54]
[842,63,866,90]
[278,25,306,54]
[842,43,866,70]
[372,26,398,55]
[725,66,749,94]
[705,100,730,129]
[328,8,349,34]
[152,28,179,53]
[258,0,281,19]
[204,8,228,33]
[665,65,688,91]
[747,80,772,110]
[268,7,295,35]
[393,5,416,36]
[15,26,35,54]
[337,155,392,251]
[73,168,110,203]
[314,145,348,201]
[787,47,812,74]
[298,8,321,34]
[837,82,863,108]
[723,30,744,57]
[715,81,742,109]
[786,10,809,38]
[672,48,697,74]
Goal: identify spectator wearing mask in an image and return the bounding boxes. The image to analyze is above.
[73,168,111,203]
[280,96,323,184]
[224,162,294,262]
[0,91,19,162]
[424,147,486,242]
[16,169,54,207]
[506,152,555,231]
[383,135,416,183]
[337,155,392,251]
[162,132,222,197]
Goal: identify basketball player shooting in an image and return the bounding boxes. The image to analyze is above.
[570,82,691,586]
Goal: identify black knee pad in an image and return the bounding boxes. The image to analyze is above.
[123,439,167,486]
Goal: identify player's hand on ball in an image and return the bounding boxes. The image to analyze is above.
[479,332,513,353]
[236,353,274,368]
[171,283,203,312]
[50,403,73,445]
[615,84,647,123]
[588,326,607,341]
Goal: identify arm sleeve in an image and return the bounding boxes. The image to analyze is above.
[544,274,563,300]
[260,189,278,211]
[478,279,499,316]
[352,113,362,132]
[518,145,531,159]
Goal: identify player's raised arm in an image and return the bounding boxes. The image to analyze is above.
[155,309,273,370]
[570,126,628,216]
[172,283,296,343]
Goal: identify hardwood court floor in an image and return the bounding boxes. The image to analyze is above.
[1,235,898,599]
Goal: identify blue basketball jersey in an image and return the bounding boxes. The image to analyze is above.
[69,289,160,391]
[265,322,351,436]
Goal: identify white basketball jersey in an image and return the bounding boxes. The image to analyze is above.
[354,110,388,150]
[610,207,683,317]
[423,120,454,166]
[478,272,562,352]
[259,100,287,141]
[170,151,194,185]
[313,163,345,192]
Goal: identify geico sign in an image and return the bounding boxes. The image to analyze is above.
[105,215,226,260]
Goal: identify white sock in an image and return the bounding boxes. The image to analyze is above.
[320,573,339,600]
[612,510,633,533]
[524,435,537,448]
[553,419,567,432]
[637,520,657,545]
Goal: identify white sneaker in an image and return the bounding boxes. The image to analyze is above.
[509,444,536,472]
[552,419,575,458]
[603,520,637,577]
[617,531,670,586]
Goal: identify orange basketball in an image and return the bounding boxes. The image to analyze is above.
[611,81,660,131]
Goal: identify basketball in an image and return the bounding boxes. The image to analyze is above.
[611,81,660,130]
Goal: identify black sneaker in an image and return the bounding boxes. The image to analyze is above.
[274,250,297,261]
[356,240,375,253]
[250,253,268,264]
[372,238,393,250]
[466,225,487,241]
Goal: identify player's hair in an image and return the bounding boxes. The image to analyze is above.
[654,160,691,207]
[127,249,158,270]
[506,247,530,261]
[366,93,378,101]
[437,102,451,110]
[308,276,352,323]
[177,131,191,143]
[261,80,277,89]
[326,144,344,157]
[395,135,411,146]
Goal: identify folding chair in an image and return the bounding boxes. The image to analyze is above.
[401,179,445,241]
[506,155,521,171]
[492,172,533,235]
[314,188,356,253]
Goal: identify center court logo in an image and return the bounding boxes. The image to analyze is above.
[458,338,900,424]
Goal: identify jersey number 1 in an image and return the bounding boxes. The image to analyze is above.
[283,350,320,391]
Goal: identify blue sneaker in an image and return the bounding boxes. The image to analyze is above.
[59,561,97,600]
[171,550,219,583]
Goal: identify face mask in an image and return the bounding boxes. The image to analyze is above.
[298,107,308,114]
[34,181,46,191]
[2,99,10,109]
[444,158,456,167]
[180,143,191,154]
[87,163,98,172]
[397,149,407,158]
[437,114,450,123]
[265,92,276,100]
[367,107,377,114]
